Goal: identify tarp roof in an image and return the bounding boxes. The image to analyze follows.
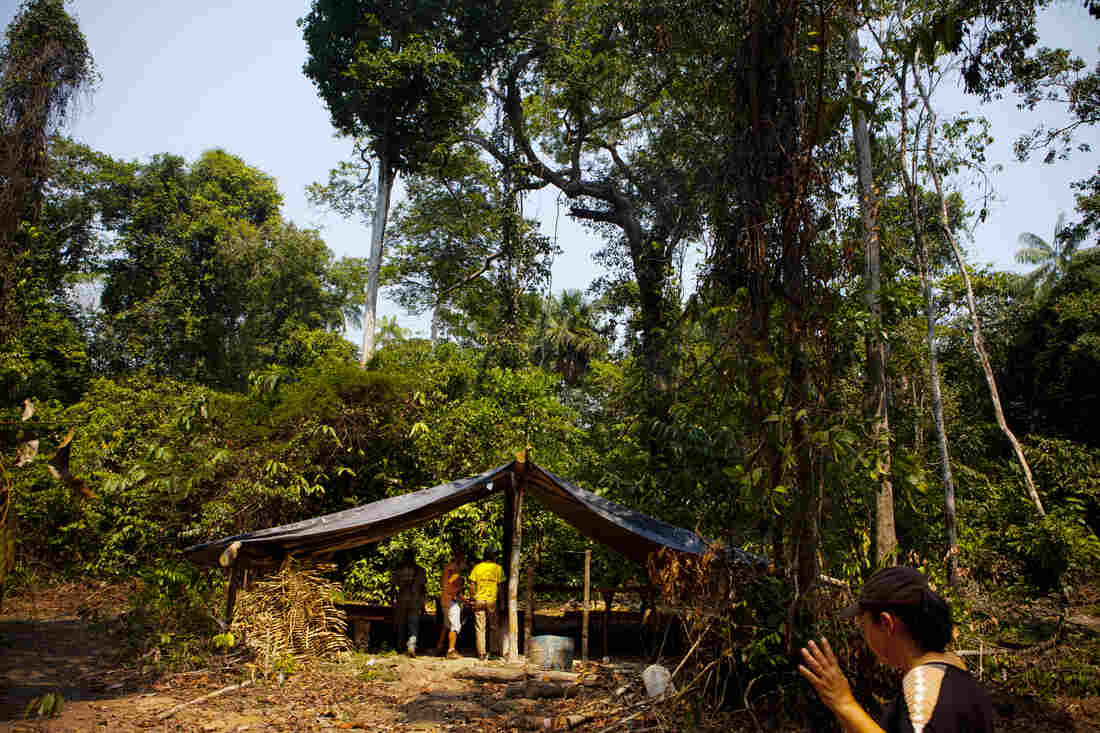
[185,460,720,567]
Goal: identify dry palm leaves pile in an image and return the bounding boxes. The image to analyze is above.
[231,558,350,663]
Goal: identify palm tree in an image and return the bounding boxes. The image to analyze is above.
[532,290,607,385]
[1016,212,1086,297]
[375,315,410,348]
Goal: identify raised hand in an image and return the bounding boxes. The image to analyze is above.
[799,637,855,712]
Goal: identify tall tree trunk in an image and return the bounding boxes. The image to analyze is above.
[789,338,820,597]
[896,71,959,584]
[923,264,959,584]
[912,71,1046,518]
[362,154,395,365]
[846,28,896,565]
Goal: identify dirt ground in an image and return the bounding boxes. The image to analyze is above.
[0,606,583,732]
[0,583,645,732]
[2,583,1099,732]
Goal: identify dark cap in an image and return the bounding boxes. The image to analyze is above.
[838,566,931,618]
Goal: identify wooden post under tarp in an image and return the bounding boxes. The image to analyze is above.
[524,561,534,656]
[220,540,244,629]
[501,473,514,581]
[224,563,244,628]
[601,589,614,660]
[498,471,514,658]
[582,548,590,664]
[506,449,527,662]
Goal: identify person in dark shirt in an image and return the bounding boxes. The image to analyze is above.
[392,550,427,657]
[799,566,994,732]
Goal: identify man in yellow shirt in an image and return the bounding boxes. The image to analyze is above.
[468,550,506,661]
[434,546,465,658]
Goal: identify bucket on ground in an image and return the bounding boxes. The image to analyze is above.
[643,664,674,697]
[527,634,575,671]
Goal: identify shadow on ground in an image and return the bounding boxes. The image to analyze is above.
[0,616,141,721]
[397,688,492,729]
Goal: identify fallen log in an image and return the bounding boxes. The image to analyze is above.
[527,670,582,683]
[505,681,581,699]
[509,713,593,730]
[455,666,526,682]
[455,666,587,684]
[157,680,254,720]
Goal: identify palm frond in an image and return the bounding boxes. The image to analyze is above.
[1016,245,1053,265]
[231,557,350,665]
[1016,232,1050,252]
[1053,211,1067,239]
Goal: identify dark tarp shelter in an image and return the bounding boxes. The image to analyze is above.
[186,456,770,662]
[185,459,711,568]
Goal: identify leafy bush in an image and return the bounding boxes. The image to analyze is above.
[962,437,1100,590]
[120,559,223,670]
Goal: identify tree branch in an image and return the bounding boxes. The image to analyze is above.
[569,206,618,224]
[438,250,506,299]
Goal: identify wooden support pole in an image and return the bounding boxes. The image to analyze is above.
[524,560,534,656]
[507,475,524,662]
[602,590,614,660]
[502,474,514,581]
[582,549,590,665]
[224,563,244,628]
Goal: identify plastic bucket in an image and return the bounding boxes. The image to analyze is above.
[527,634,575,671]
[643,664,674,697]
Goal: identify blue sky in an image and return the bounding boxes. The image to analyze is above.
[3,0,1097,341]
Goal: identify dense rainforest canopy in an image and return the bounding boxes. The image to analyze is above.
[2,0,1100,725]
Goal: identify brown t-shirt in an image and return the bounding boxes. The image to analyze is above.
[880,663,994,733]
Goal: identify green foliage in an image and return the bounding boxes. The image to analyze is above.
[1001,248,1100,447]
[5,338,605,600]
[85,148,365,388]
[348,652,400,682]
[912,0,1048,97]
[132,559,221,631]
[306,143,375,225]
[0,0,96,372]
[300,0,535,174]
[24,691,63,719]
[0,297,91,403]
[383,145,557,344]
[112,559,225,673]
[963,437,1100,590]
[343,554,392,603]
[1065,171,1100,247]
[211,631,235,650]
[531,290,610,385]
[271,652,297,677]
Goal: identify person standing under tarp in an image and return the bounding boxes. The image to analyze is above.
[434,545,466,658]
[392,550,427,657]
[469,550,505,662]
